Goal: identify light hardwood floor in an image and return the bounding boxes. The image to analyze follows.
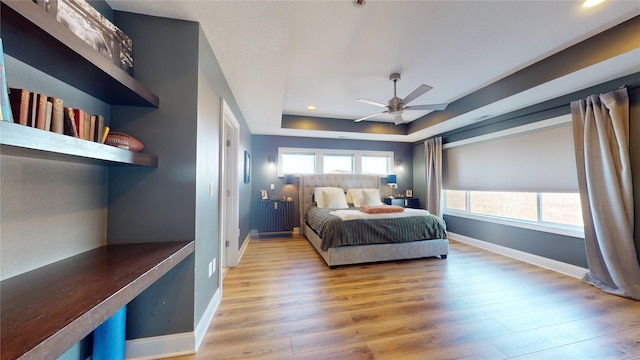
[169,235,640,360]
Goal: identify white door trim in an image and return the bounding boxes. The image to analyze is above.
[219,99,241,270]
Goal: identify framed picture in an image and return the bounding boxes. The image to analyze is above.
[244,151,251,183]
[260,190,268,200]
[405,189,413,198]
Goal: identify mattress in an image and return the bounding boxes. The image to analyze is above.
[305,205,448,251]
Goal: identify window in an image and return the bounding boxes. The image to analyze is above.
[323,154,354,174]
[361,155,390,176]
[470,191,537,222]
[540,193,583,227]
[281,153,315,175]
[278,147,394,176]
[444,190,584,234]
[444,190,466,211]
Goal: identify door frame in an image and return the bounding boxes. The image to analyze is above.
[219,99,240,273]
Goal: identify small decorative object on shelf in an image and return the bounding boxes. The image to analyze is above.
[405,189,413,198]
[36,0,134,74]
[0,38,13,122]
[105,131,144,152]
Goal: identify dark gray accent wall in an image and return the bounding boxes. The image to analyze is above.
[412,142,426,209]
[109,12,199,339]
[444,215,588,268]
[108,10,253,340]
[251,135,413,229]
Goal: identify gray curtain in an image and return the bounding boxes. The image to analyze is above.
[571,87,640,300]
[424,137,442,217]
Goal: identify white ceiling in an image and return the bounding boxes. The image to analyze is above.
[107,0,640,142]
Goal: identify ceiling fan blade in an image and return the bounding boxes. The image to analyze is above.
[354,111,387,122]
[356,98,387,108]
[393,114,404,125]
[404,103,448,111]
[402,84,433,105]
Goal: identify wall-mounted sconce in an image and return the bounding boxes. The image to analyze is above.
[386,174,397,189]
[395,160,403,171]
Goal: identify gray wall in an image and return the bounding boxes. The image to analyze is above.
[251,135,414,229]
[109,11,253,340]
[109,12,200,338]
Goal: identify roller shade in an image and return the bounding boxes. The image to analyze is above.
[443,118,578,192]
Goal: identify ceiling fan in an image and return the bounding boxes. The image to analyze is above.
[355,73,448,125]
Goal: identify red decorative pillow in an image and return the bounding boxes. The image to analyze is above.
[359,205,404,214]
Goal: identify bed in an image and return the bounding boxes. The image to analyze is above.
[299,174,449,268]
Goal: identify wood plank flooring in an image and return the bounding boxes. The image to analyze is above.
[168,235,640,360]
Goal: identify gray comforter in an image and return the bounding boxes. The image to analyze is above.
[305,206,448,251]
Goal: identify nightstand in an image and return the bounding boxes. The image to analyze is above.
[384,198,421,209]
[257,200,294,236]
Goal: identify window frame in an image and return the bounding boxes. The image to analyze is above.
[278,147,394,177]
[443,190,585,238]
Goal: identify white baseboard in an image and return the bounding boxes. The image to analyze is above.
[448,232,589,279]
[125,287,223,359]
[237,233,250,264]
[195,286,222,350]
[125,332,194,360]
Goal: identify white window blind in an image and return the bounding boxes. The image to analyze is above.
[443,115,578,192]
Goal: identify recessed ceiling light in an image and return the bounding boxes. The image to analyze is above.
[307,105,316,110]
[583,0,605,8]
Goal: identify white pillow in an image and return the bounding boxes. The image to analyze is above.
[314,187,344,208]
[321,190,349,209]
[347,188,382,207]
[361,189,383,205]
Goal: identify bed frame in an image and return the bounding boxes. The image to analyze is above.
[299,174,449,267]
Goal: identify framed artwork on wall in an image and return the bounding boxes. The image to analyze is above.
[405,189,413,198]
[244,151,251,183]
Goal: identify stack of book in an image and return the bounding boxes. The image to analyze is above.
[7,88,109,144]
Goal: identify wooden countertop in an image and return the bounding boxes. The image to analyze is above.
[1,241,194,360]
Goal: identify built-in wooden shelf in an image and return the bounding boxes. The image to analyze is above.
[0,121,158,167]
[0,240,194,360]
[1,0,159,108]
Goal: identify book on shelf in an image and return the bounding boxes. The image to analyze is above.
[89,114,96,142]
[50,97,64,134]
[44,100,53,131]
[72,108,84,139]
[8,88,30,126]
[35,93,48,130]
[83,112,91,141]
[101,126,110,144]
[95,115,104,143]
[0,38,13,122]
[63,106,78,137]
[28,91,38,127]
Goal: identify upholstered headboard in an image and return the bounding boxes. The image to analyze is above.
[298,174,380,232]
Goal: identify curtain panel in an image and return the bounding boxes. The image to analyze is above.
[571,87,640,300]
[424,137,442,217]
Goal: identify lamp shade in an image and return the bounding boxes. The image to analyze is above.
[386,174,397,184]
[284,174,295,184]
